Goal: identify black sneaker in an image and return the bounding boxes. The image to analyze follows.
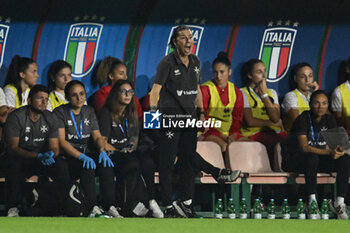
[163,205,184,218]
[215,169,241,183]
[173,200,198,218]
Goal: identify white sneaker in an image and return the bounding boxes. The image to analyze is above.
[89,205,104,218]
[336,204,349,220]
[329,201,349,220]
[106,206,123,218]
[8,207,19,217]
[132,202,149,217]
[149,199,164,218]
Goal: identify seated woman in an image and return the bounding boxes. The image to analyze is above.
[4,55,39,108]
[331,57,350,136]
[93,57,142,119]
[240,59,286,168]
[54,80,114,217]
[200,52,246,152]
[282,62,319,132]
[47,60,72,111]
[282,90,350,219]
[97,79,163,217]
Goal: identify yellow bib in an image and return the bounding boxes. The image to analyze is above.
[49,92,67,110]
[240,87,281,136]
[202,80,236,136]
[4,84,29,108]
[284,89,310,132]
[339,82,350,117]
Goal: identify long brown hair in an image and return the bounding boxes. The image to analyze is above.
[104,79,137,126]
[96,56,123,85]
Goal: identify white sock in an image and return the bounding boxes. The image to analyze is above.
[335,197,345,207]
[183,199,192,205]
[309,194,317,205]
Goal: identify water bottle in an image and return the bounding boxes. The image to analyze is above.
[281,199,290,219]
[215,198,223,219]
[321,199,329,220]
[227,198,236,219]
[309,199,319,220]
[296,198,306,220]
[267,198,276,219]
[239,198,248,219]
[257,196,265,212]
[253,199,262,219]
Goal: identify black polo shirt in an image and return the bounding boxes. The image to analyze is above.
[54,104,99,154]
[287,111,337,153]
[97,107,139,150]
[154,50,201,116]
[5,106,58,153]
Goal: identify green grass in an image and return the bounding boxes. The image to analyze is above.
[0,218,350,233]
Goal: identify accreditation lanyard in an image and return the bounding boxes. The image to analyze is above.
[118,118,129,138]
[308,113,319,146]
[69,109,83,142]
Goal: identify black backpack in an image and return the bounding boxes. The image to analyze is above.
[63,181,89,217]
[24,180,89,217]
[24,182,60,216]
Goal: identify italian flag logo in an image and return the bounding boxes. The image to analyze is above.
[259,26,297,83]
[64,23,103,78]
[0,24,9,69]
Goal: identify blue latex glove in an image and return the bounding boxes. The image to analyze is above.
[37,154,48,166]
[78,153,96,169]
[38,150,55,166]
[45,157,55,165]
[43,151,55,165]
[44,151,55,158]
[98,151,114,168]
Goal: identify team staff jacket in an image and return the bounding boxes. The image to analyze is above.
[97,107,139,150]
[282,89,310,132]
[54,104,99,154]
[93,85,143,120]
[200,80,243,137]
[240,86,281,137]
[153,50,201,116]
[5,106,58,153]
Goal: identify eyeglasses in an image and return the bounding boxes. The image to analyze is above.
[119,89,134,96]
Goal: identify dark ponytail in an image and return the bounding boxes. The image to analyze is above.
[48,60,72,90]
[241,59,263,108]
[212,51,231,69]
[5,55,36,103]
[289,62,312,91]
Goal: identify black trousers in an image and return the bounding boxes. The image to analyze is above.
[137,150,158,200]
[157,129,197,206]
[138,148,220,202]
[64,155,97,211]
[4,155,70,210]
[284,152,350,197]
[98,151,142,211]
[191,152,220,177]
